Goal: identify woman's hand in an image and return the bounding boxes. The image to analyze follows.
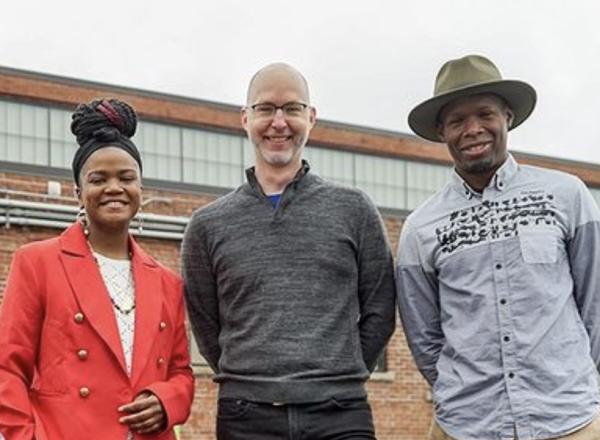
[119,391,166,434]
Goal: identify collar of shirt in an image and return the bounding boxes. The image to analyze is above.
[245,159,311,191]
[450,154,518,200]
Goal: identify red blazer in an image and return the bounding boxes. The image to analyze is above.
[0,223,194,439]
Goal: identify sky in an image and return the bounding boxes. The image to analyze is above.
[1,0,599,164]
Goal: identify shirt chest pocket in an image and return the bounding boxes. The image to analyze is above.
[518,227,558,264]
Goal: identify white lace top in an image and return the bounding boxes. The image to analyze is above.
[93,251,136,374]
[93,252,136,440]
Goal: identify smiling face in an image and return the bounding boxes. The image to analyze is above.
[241,64,316,171]
[437,93,514,190]
[77,146,141,234]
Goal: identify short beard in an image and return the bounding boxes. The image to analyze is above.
[463,150,509,175]
[253,136,305,168]
[463,156,496,174]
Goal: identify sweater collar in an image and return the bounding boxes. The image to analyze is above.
[245,160,312,195]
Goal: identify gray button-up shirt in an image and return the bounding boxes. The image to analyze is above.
[396,155,600,440]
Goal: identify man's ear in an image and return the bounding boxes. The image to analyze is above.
[436,122,446,143]
[241,106,249,130]
[308,106,317,128]
[506,108,515,128]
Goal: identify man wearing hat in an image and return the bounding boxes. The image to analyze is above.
[397,54,600,439]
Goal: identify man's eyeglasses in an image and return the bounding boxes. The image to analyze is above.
[250,102,309,119]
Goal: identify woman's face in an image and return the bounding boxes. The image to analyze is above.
[77,146,141,233]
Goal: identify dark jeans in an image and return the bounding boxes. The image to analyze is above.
[216,396,377,440]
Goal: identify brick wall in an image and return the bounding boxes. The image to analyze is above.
[0,171,432,439]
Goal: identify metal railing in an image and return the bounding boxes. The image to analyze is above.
[0,190,189,240]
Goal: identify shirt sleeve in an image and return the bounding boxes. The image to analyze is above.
[0,249,42,440]
[356,193,397,372]
[567,179,600,368]
[181,213,222,372]
[396,219,443,386]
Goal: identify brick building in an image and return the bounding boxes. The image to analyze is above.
[1,66,600,439]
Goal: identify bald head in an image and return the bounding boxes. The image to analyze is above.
[246,63,311,105]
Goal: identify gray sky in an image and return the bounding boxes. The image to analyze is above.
[2,0,599,164]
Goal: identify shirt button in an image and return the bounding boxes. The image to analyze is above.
[500,299,507,305]
[79,387,90,398]
[508,372,515,379]
[498,182,504,188]
[159,321,167,331]
[495,263,502,270]
[74,312,85,324]
[503,336,510,342]
[77,349,89,360]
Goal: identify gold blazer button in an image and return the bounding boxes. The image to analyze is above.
[77,349,88,360]
[74,312,85,324]
[159,322,167,331]
[79,387,90,398]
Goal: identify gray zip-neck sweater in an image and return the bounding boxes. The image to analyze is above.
[182,161,396,403]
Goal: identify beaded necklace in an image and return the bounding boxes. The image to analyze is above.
[88,241,136,315]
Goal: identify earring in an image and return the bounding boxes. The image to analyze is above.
[136,205,144,234]
[78,206,90,236]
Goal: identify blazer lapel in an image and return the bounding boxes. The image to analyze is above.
[129,239,162,387]
[59,224,127,374]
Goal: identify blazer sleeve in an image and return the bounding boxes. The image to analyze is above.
[144,276,195,432]
[0,249,43,440]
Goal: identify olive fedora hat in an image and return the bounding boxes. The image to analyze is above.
[408,54,537,142]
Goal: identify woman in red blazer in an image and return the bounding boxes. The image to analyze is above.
[0,99,194,439]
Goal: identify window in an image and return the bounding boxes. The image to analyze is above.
[2,98,597,213]
[406,161,453,209]
[183,128,244,188]
[0,100,48,165]
[355,154,407,209]
[49,108,77,168]
[304,145,355,187]
[136,121,182,181]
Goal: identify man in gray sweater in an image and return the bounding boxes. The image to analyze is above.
[182,63,396,440]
